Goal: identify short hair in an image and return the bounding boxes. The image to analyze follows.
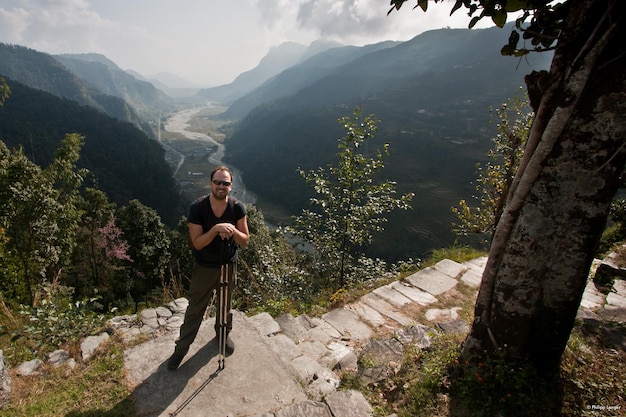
[210,165,233,181]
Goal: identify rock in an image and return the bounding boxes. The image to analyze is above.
[395,323,433,349]
[437,318,470,334]
[0,350,11,405]
[15,358,43,376]
[47,349,71,366]
[361,338,404,366]
[273,400,332,417]
[405,267,458,295]
[275,313,309,343]
[425,307,461,322]
[248,312,281,336]
[81,332,110,362]
[325,390,374,417]
[165,297,189,314]
[359,364,388,385]
[155,306,173,318]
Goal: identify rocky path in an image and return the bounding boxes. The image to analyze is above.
[115,256,625,417]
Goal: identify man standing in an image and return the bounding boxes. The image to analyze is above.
[168,165,249,371]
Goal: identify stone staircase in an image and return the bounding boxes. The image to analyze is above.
[110,255,625,416]
[245,257,486,406]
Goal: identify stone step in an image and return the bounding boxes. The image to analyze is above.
[247,258,488,406]
[108,255,622,416]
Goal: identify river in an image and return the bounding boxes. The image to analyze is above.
[162,106,256,205]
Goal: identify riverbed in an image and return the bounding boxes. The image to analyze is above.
[162,106,256,205]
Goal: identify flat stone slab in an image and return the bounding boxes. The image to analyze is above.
[433,259,467,279]
[275,313,309,343]
[348,302,388,327]
[465,257,488,274]
[390,281,438,305]
[267,333,302,362]
[273,400,332,417]
[124,311,308,417]
[360,293,412,326]
[373,284,413,307]
[248,312,281,336]
[425,307,461,322]
[405,267,458,296]
[580,280,606,310]
[597,305,626,323]
[325,390,374,417]
[460,269,482,287]
[322,307,373,341]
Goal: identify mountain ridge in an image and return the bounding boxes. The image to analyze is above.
[222,25,552,261]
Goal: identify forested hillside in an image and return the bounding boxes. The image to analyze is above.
[0,79,184,225]
[55,53,175,123]
[0,43,149,133]
[223,25,552,261]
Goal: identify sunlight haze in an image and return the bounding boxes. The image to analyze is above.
[0,0,495,87]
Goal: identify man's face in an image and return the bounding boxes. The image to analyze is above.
[211,170,232,201]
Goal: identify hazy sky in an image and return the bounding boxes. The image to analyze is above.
[0,0,496,87]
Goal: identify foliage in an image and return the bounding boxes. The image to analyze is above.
[452,91,532,243]
[388,0,564,57]
[14,282,106,358]
[288,107,414,289]
[116,199,171,310]
[0,134,86,306]
[0,76,9,105]
[422,244,486,268]
[237,205,312,314]
[598,198,626,255]
[451,348,560,417]
[163,216,195,300]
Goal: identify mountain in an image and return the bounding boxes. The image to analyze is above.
[126,70,202,99]
[223,25,552,261]
[194,40,344,105]
[0,44,149,133]
[54,53,175,123]
[0,78,185,226]
[223,40,399,120]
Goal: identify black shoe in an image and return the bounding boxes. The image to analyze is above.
[225,337,235,356]
[167,352,186,370]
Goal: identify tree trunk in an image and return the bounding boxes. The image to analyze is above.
[461,0,626,374]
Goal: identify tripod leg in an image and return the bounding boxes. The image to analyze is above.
[217,263,228,370]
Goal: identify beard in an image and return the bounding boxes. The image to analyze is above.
[212,189,228,201]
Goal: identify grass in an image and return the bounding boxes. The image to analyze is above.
[2,338,134,416]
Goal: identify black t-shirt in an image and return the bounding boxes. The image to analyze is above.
[188,195,247,267]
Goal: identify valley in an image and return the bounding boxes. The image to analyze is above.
[159,105,256,206]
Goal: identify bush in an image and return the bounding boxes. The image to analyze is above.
[15,282,106,358]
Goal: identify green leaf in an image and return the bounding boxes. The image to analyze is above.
[492,10,508,28]
[501,44,516,56]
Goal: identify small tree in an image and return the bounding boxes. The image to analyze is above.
[452,91,532,242]
[288,107,414,289]
[117,199,171,309]
[0,134,86,305]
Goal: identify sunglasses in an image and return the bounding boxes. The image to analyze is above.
[212,180,231,187]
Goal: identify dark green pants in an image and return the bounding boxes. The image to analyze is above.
[174,262,235,354]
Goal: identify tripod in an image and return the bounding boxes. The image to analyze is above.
[216,237,236,370]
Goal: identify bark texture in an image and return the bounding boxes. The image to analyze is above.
[461,0,626,373]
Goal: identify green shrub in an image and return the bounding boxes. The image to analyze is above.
[16,283,106,357]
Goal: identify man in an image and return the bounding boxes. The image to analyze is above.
[167,165,249,371]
